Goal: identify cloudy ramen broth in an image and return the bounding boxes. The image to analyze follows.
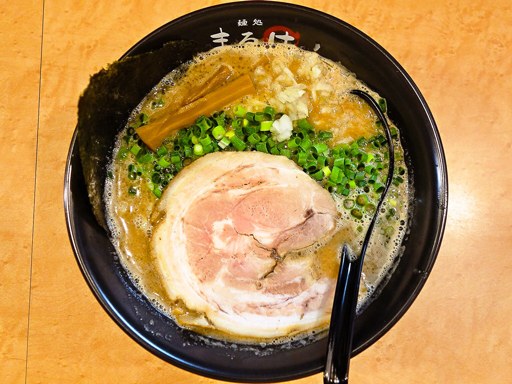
[106,43,410,343]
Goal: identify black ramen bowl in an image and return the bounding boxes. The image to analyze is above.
[64,2,448,382]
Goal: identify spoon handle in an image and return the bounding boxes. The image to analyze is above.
[323,244,362,384]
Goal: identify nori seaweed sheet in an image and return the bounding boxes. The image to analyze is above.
[77,40,200,231]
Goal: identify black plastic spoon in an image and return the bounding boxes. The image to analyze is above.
[323,90,395,384]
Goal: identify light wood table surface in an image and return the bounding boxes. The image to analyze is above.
[2,1,511,383]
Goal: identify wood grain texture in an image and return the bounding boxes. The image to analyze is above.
[3,0,511,383]
[0,1,43,383]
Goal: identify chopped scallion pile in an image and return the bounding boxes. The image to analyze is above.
[119,105,404,215]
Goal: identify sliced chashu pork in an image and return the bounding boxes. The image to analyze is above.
[151,151,338,339]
